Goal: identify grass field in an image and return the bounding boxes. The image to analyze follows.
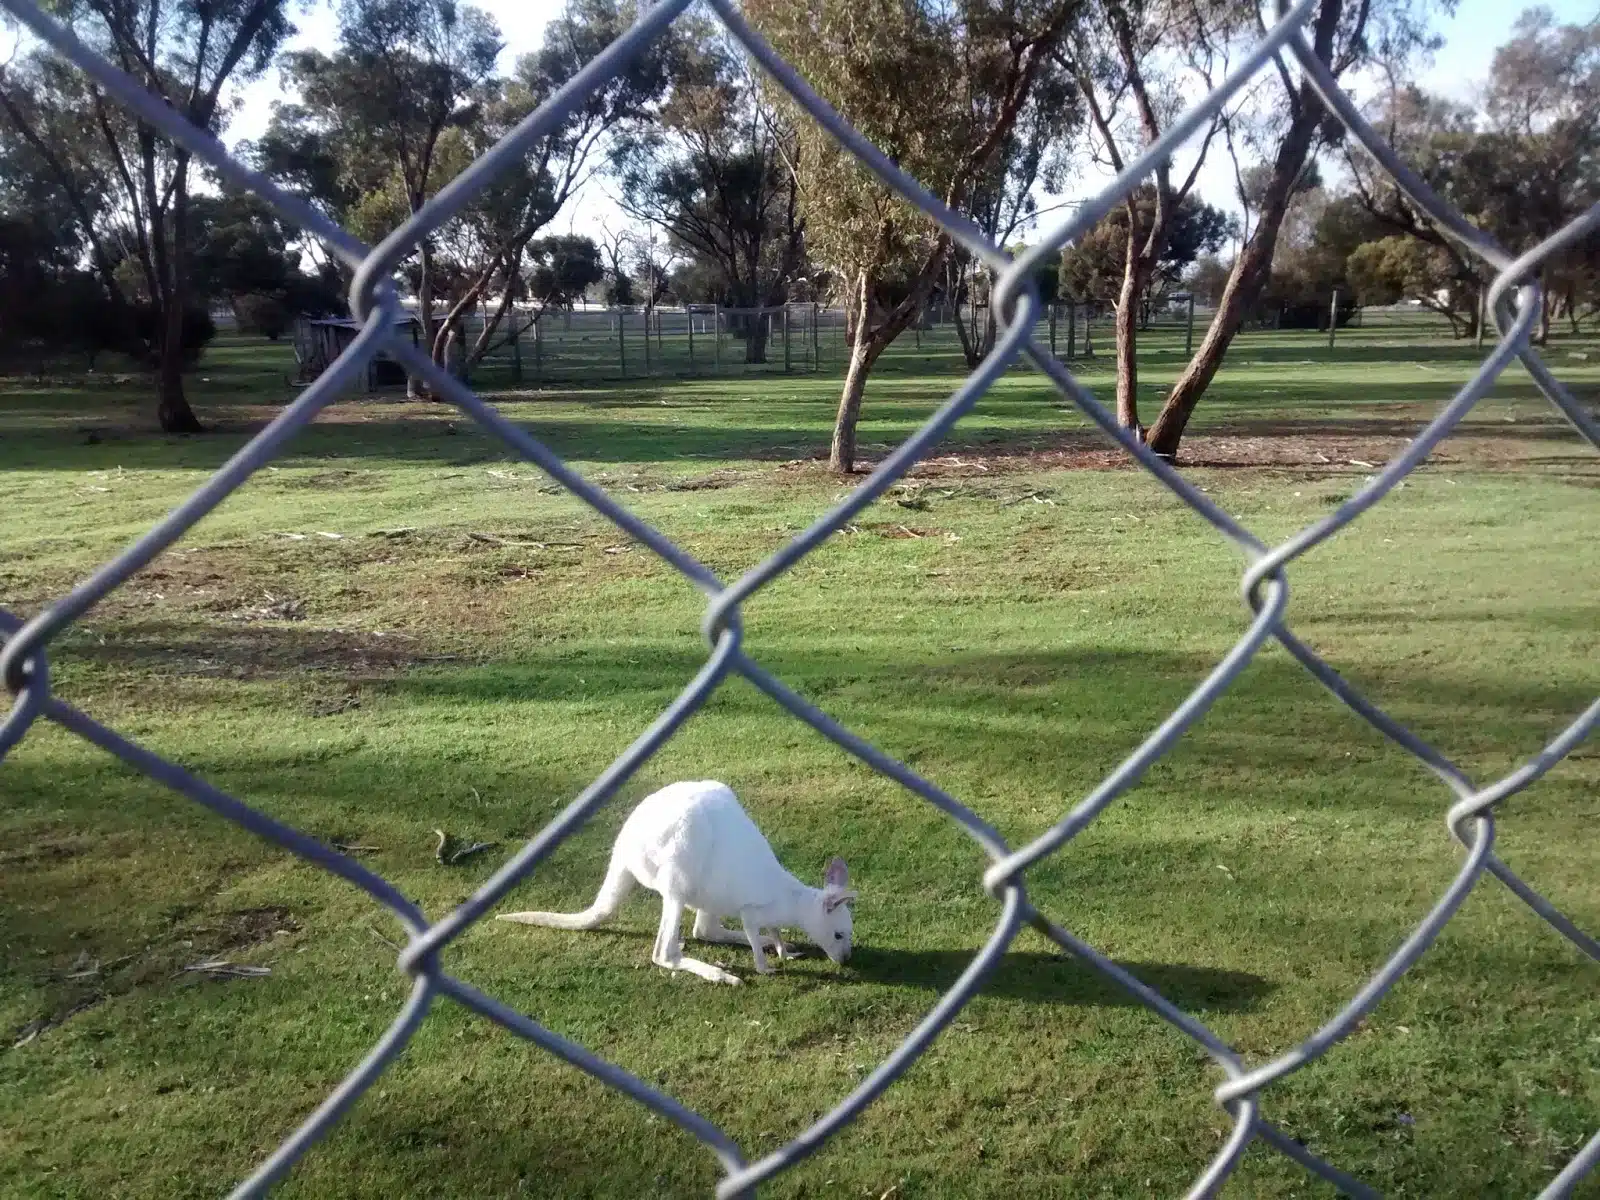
[2,321,1598,1199]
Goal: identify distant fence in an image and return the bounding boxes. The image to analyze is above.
[306,300,1147,390]
[282,296,1494,395]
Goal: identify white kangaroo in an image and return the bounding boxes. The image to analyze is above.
[497,780,857,985]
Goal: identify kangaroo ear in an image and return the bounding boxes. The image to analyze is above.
[823,889,857,913]
[823,856,849,890]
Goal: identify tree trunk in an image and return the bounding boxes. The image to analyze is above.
[746,312,769,364]
[156,317,201,433]
[469,263,523,367]
[981,269,998,360]
[1114,243,1144,432]
[828,232,952,472]
[949,258,985,369]
[1145,119,1320,461]
[831,272,876,474]
[410,238,436,399]
[438,249,511,369]
[158,156,202,434]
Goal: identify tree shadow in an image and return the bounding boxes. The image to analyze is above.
[4,340,1595,472]
[28,625,1599,847]
[45,623,1600,738]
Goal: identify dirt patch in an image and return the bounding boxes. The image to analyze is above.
[0,837,90,868]
[201,906,301,951]
[307,684,363,717]
[843,522,956,541]
[660,469,748,492]
[8,906,299,1048]
[58,621,470,681]
[9,995,104,1049]
[228,592,308,622]
[270,468,382,491]
[811,423,1600,481]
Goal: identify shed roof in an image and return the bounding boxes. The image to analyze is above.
[304,315,420,329]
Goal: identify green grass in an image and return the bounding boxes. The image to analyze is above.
[1,323,1598,1199]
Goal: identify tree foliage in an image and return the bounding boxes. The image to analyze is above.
[524,235,605,309]
[272,0,500,388]
[1138,0,1447,458]
[0,0,294,428]
[1346,9,1600,339]
[615,23,805,361]
[745,0,1083,471]
[1059,189,1232,307]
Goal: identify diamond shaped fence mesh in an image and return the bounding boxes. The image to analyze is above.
[1,0,1597,1195]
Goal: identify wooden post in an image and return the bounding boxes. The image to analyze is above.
[1049,303,1058,357]
[687,308,696,372]
[783,305,792,372]
[643,307,651,374]
[618,308,627,377]
[812,302,820,372]
[1328,288,1340,350]
[714,307,723,371]
[1185,294,1196,356]
[444,324,466,385]
[1067,302,1077,359]
[534,316,543,383]
[510,317,522,383]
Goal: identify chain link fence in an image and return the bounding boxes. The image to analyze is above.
[2,0,1597,1194]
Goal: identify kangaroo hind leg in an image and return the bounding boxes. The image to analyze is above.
[654,897,741,985]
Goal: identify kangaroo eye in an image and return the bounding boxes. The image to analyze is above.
[834,932,844,940]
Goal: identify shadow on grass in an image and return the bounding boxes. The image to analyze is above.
[3,352,1593,472]
[499,924,1274,1011]
[27,624,1600,838]
[50,623,1600,719]
[843,945,1274,1011]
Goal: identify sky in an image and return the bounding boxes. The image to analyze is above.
[223,0,1597,247]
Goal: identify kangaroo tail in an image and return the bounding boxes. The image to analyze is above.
[498,846,635,931]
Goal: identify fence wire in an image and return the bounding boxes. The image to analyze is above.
[1,0,1598,1194]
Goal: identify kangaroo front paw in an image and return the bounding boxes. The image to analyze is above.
[715,967,743,985]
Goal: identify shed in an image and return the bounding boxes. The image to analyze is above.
[292,314,420,390]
